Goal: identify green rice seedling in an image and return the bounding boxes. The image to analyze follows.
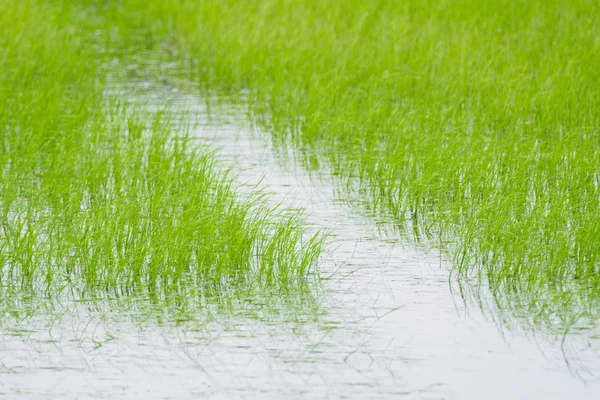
[0,0,323,318]
[94,0,600,330]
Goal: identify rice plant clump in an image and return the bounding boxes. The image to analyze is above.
[0,0,322,314]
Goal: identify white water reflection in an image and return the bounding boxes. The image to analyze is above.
[2,83,600,399]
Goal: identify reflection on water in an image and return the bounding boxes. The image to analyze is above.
[2,83,600,399]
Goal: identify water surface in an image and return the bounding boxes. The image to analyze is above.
[2,83,600,399]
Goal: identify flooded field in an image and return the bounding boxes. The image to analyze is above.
[3,86,600,399]
[3,1,600,398]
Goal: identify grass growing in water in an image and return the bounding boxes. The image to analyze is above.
[96,0,600,330]
[0,0,322,316]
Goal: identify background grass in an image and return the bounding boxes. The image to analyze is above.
[93,0,600,330]
[0,0,322,315]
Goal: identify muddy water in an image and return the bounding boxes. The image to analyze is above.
[2,84,600,399]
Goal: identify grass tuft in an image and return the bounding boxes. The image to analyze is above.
[0,0,322,316]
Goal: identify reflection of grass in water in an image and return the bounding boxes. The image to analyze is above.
[0,0,322,319]
[1,283,325,331]
[97,0,600,331]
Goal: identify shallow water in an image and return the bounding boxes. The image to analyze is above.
[2,83,600,399]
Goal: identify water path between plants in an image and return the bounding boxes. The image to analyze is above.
[2,83,600,399]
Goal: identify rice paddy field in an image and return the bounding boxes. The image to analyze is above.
[2,0,600,398]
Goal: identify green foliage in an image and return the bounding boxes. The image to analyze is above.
[98,0,600,328]
[0,0,322,313]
